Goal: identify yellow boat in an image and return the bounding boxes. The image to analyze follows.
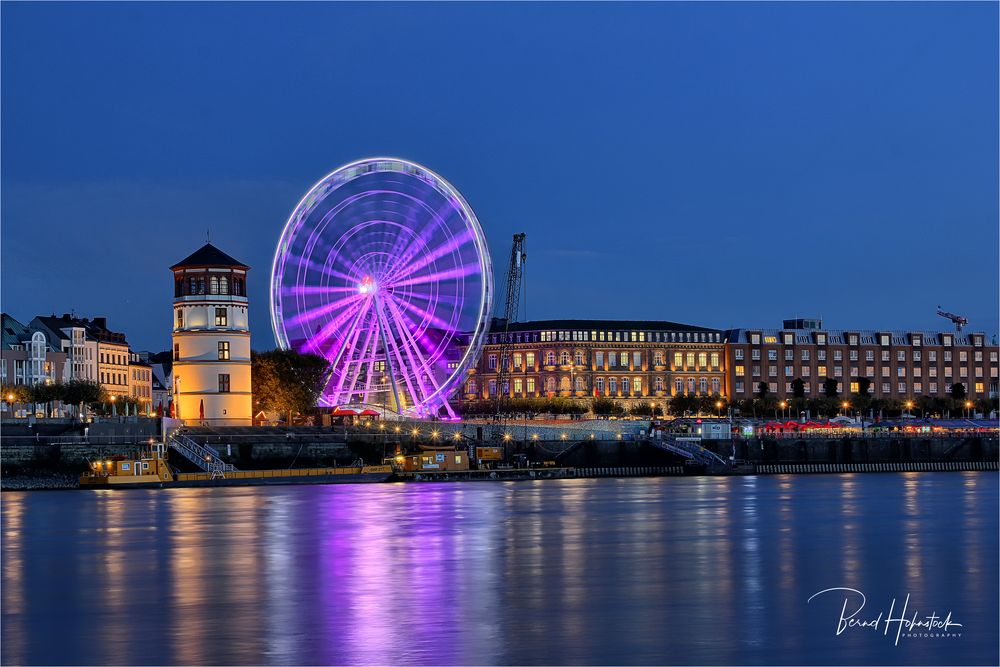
[80,442,393,489]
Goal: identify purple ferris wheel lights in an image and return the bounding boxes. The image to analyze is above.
[270,158,493,418]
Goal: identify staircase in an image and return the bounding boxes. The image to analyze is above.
[653,438,728,467]
[169,432,237,475]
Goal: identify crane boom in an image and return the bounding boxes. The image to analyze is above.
[494,233,526,429]
[936,306,968,332]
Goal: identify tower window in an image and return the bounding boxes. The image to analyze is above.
[176,310,184,329]
[210,276,219,294]
[219,276,229,295]
[215,308,228,327]
[173,343,180,361]
[218,374,231,393]
[218,341,230,361]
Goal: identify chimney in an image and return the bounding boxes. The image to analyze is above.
[92,317,107,329]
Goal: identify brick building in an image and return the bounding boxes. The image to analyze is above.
[463,319,727,409]
[725,319,999,402]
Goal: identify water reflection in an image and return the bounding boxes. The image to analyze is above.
[2,473,998,666]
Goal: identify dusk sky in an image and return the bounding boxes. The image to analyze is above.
[2,2,997,352]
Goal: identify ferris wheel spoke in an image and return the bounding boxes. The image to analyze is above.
[303,297,367,356]
[374,295,422,412]
[287,293,364,331]
[390,263,482,290]
[383,227,472,285]
[333,306,379,404]
[282,284,357,297]
[388,292,460,337]
[383,296,451,394]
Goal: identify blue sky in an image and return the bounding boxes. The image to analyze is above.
[2,2,997,351]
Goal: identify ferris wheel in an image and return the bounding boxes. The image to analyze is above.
[270,158,493,418]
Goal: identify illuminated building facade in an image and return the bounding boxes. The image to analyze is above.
[725,319,999,401]
[463,319,728,408]
[171,243,252,425]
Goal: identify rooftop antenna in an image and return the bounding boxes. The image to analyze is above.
[206,228,211,244]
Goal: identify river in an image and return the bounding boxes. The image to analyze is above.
[2,473,997,665]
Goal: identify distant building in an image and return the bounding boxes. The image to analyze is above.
[128,350,153,410]
[32,314,130,397]
[725,319,999,401]
[170,243,252,425]
[462,319,727,409]
[1,313,68,386]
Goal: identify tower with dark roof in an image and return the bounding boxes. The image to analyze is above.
[170,243,252,425]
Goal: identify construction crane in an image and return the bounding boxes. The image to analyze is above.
[494,233,527,429]
[936,306,968,332]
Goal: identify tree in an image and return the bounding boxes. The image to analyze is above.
[791,378,805,398]
[1,383,32,415]
[856,377,871,398]
[756,382,768,399]
[252,349,331,423]
[668,393,697,417]
[823,377,839,398]
[951,382,966,401]
[591,398,625,417]
[62,379,105,418]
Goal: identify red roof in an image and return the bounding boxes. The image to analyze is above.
[359,409,380,416]
[331,408,357,416]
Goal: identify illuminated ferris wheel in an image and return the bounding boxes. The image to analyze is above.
[270,158,493,418]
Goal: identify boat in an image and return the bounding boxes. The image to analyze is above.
[79,441,393,489]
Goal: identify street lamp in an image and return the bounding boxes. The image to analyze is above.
[841,401,850,417]
[905,400,914,418]
[716,400,723,417]
[965,401,973,418]
[779,400,787,420]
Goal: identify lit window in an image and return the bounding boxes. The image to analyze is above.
[218,341,230,361]
[218,374,231,393]
[215,308,228,327]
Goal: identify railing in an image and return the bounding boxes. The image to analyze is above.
[654,438,728,466]
[169,433,237,474]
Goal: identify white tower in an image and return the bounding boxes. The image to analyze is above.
[170,243,252,426]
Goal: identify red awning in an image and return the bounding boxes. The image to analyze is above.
[359,409,380,416]
[331,408,358,416]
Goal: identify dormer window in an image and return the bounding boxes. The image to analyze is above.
[912,335,921,347]
[816,333,826,345]
[849,334,859,346]
[783,333,793,345]
[750,333,761,345]
[943,335,952,347]
[880,334,890,346]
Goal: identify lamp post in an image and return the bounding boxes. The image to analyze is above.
[841,401,850,418]
[905,400,913,418]
[779,400,787,420]
[716,400,723,417]
[965,400,973,419]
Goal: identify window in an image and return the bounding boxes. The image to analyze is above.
[785,349,794,361]
[218,374,231,393]
[960,351,968,362]
[634,351,642,368]
[699,378,707,393]
[850,382,859,393]
[929,382,937,394]
[834,367,842,377]
[620,352,628,367]
[218,341,230,361]
[173,344,180,361]
[513,353,522,368]
[929,367,937,377]
[767,350,777,361]
[609,378,618,393]
[802,367,811,377]
[526,378,535,393]
[688,378,696,393]
[734,349,744,361]
[801,349,810,361]
[574,351,584,366]
[711,353,719,367]
[817,350,826,361]
[735,381,744,393]
[849,350,858,361]
[653,352,663,366]
[897,367,905,377]
[210,276,219,294]
[513,379,522,394]
[596,378,605,394]
[219,276,229,294]
[785,365,794,376]
[848,335,858,346]
[914,351,922,362]
[560,351,570,366]
[882,350,890,362]
[735,365,745,376]
[752,365,760,377]
[176,310,184,329]
[834,350,843,361]
[575,377,585,392]
[897,350,905,362]
[686,352,695,367]
[526,352,535,367]
[817,365,826,377]
[882,383,891,394]
[215,308,228,327]
[697,352,707,368]
[975,382,985,393]
[990,351,998,362]
[751,334,760,345]
[769,366,777,377]
[488,380,497,396]
[944,351,952,362]
[711,378,720,394]
[898,382,906,394]
[655,377,664,392]
[488,354,497,370]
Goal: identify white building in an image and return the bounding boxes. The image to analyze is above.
[170,243,253,425]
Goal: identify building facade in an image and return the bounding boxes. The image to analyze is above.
[170,243,253,426]
[463,319,727,409]
[1,313,68,387]
[128,351,153,410]
[725,319,1000,401]
[30,314,97,383]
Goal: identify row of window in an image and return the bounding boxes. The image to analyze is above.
[735,364,994,379]
[172,341,231,361]
[176,308,230,329]
[735,348,995,363]
[468,376,723,396]
[747,333,986,347]
[734,380,996,396]
[100,372,127,385]
[174,275,245,297]
[100,352,127,366]
[486,351,722,370]
[534,330,722,344]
